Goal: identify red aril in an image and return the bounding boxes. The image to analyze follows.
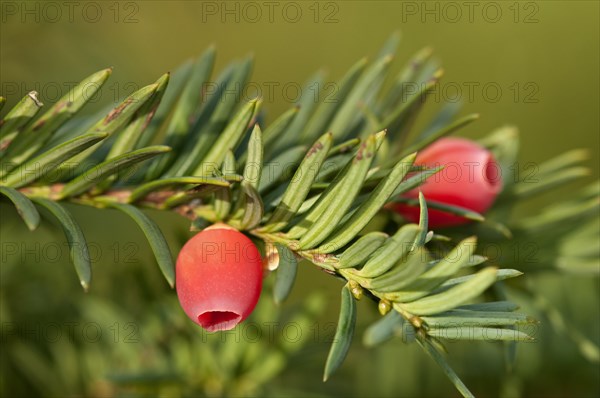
[176,223,263,332]
[393,137,502,227]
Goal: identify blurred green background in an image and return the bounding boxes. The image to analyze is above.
[1,1,599,397]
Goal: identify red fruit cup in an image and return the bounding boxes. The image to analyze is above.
[393,137,503,228]
[176,223,263,332]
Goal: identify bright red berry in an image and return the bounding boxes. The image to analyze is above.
[393,137,502,227]
[176,223,263,332]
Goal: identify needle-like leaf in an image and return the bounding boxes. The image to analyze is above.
[0,186,41,230]
[192,99,259,177]
[1,133,108,188]
[243,125,263,189]
[58,146,170,199]
[289,132,382,248]
[32,198,91,291]
[337,231,388,269]
[318,152,416,253]
[1,69,112,173]
[0,91,43,156]
[101,201,175,287]
[262,132,333,232]
[396,267,498,316]
[128,176,229,203]
[273,244,298,304]
[323,284,356,382]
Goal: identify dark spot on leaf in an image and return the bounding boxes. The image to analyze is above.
[355,142,367,161]
[142,106,159,130]
[32,118,46,131]
[51,101,71,116]
[338,144,354,153]
[306,142,323,158]
[104,98,133,125]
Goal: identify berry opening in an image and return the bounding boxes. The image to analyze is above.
[198,311,242,332]
[484,157,501,187]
